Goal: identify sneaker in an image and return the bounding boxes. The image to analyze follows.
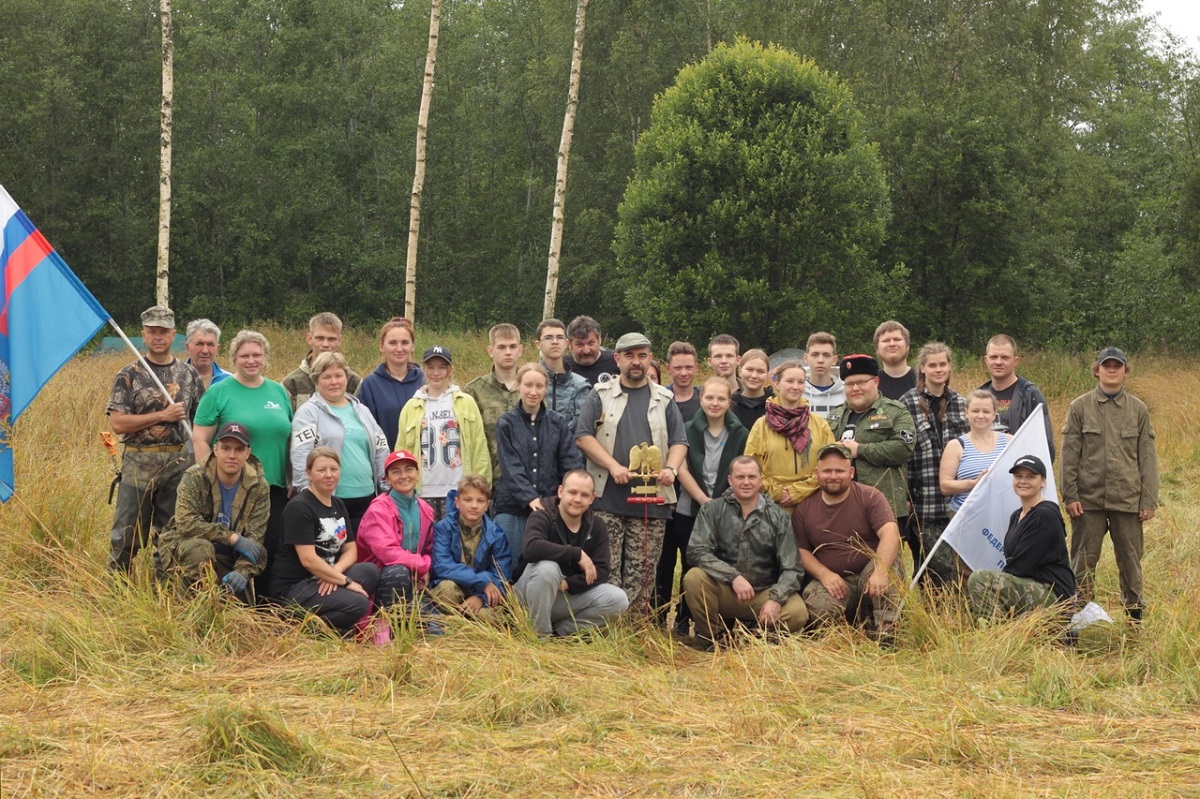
[373,623,393,647]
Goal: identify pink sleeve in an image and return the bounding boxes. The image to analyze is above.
[357,499,427,573]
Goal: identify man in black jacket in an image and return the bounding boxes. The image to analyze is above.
[513,470,629,636]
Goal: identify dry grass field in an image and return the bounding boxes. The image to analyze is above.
[2,326,1198,798]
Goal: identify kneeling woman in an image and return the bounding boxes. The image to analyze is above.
[967,455,1076,618]
[270,447,381,634]
[356,450,436,612]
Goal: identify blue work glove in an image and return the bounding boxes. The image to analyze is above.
[231,535,266,565]
[222,571,248,594]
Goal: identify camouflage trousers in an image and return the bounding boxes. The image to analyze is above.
[430,579,505,621]
[109,448,190,573]
[160,539,252,602]
[908,516,962,588]
[803,560,900,635]
[967,570,1055,618]
[596,511,666,616]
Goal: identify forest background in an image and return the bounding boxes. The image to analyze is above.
[2,0,1199,353]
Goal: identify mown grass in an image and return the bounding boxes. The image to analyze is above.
[1,332,1198,797]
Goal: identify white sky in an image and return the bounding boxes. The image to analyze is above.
[1139,0,1200,52]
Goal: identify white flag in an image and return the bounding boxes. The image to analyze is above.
[927,404,1058,575]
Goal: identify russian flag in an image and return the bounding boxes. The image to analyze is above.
[1,184,109,501]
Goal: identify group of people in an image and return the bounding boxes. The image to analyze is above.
[106,306,1158,646]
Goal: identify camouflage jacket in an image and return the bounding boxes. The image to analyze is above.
[826,395,917,519]
[282,354,362,411]
[464,368,518,479]
[158,455,271,578]
[107,357,204,447]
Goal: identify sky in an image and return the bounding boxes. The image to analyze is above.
[1139,0,1200,52]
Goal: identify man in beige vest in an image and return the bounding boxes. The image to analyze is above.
[575,332,688,615]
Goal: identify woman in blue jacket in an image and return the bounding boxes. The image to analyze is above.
[493,363,584,558]
[358,317,424,449]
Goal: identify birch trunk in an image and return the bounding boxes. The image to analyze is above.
[156,0,174,308]
[405,0,442,322]
[543,0,589,320]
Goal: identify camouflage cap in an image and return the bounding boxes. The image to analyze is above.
[817,443,853,460]
[141,305,175,329]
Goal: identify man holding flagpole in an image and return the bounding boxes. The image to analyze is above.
[106,306,204,574]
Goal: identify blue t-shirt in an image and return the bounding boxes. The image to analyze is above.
[331,403,375,498]
[214,480,239,558]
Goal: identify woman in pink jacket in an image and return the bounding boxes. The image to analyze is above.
[356,449,436,612]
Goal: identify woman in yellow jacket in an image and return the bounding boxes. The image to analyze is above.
[745,360,835,507]
[397,346,491,520]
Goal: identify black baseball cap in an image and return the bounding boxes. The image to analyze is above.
[422,345,452,364]
[1095,346,1128,366]
[215,422,251,446]
[1009,455,1047,477]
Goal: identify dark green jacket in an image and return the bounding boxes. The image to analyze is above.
[826,395,916,519]
[683,409,749,501]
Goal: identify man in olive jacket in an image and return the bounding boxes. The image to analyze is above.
[1061,347,1159,620]
[683,457,809,648]
[158,422,269,602]
[825,354,917,523]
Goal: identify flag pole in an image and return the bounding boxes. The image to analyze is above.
[908,535,946,591]
[106,317,193,440]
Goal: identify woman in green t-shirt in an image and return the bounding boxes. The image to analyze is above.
[194,330,293,596]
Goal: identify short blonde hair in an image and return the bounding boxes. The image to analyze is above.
[229,330,270,361]
[310,351,350,378]
[457,473,492,499]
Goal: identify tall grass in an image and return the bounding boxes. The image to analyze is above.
[2,336,1198,796]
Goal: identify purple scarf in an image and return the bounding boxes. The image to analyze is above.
[765,401,813,457]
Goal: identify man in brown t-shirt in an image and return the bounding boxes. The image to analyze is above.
[791,444,901,639]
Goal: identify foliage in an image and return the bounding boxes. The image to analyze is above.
[613,40,890,350]
[0,0,1198,352]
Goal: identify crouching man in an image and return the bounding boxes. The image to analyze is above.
[683,456,809,649]
[513,470,629,637]
[158,422,269,601]
[792,444,901,642]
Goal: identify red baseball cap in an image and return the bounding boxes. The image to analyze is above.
[385,450,420,472]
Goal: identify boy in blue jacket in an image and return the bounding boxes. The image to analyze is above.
[430,475,513,617]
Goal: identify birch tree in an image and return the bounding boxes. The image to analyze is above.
[155,0,174,307]
[542,0,589,319]
[405,0,441,322]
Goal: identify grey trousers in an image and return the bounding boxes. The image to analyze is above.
[515,561,629,637]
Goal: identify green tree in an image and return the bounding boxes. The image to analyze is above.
[613,40,890,350]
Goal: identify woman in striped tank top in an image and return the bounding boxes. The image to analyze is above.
[939,389,1009,513]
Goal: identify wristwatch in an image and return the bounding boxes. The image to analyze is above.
[343,575,353,587]
[665,465,678,475]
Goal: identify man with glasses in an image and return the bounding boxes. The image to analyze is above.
[535,318,591,431]
[824,354,916,525]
